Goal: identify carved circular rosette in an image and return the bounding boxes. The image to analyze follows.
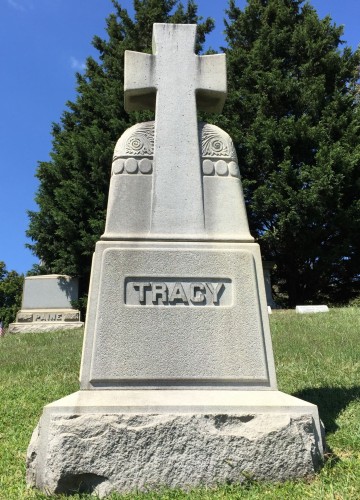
[125,158,138,174]
[112,157,153,176]
[112,158,124,175]
[229,161,240,177]
[215,160,228,176]
[202,159,215,176]
[139,158,153,174]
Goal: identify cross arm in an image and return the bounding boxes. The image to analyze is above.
[124,51,157,112]
[196,54,227,113]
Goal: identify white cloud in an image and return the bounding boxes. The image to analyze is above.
[7,0,26,11]
[70,57,86,71]
[7,0,33,11]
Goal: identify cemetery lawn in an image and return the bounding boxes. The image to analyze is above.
[0,308,359,500]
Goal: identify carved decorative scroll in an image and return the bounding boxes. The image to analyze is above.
[199,123,237,162]
[113,121,239,176]
[114,122,155,159]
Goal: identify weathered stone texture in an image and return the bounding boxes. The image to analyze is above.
[27,412,322,497]
[9,323,83,333]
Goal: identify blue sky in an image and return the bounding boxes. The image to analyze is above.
[1,0,359,275]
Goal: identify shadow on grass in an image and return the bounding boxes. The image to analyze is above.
[293,386,360,433]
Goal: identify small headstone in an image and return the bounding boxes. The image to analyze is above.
[268,306,272,314]
[9,275,83,332]
[27,24,324,496]
[263,261,277,308]
[296,305,329,314]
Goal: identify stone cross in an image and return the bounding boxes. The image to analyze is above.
[124,24,226,236]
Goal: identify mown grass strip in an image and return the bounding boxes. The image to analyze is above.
[0,308,359,499]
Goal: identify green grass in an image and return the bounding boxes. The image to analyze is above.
[0,308,359,499]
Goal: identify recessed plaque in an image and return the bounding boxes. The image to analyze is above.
[125,278,231,306]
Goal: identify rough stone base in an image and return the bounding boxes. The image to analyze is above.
[8,322,84,333]
[27,390,324,497]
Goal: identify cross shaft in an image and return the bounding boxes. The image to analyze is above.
[124,24,227,237]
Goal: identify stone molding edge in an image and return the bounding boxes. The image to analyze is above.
[24,274,74,280]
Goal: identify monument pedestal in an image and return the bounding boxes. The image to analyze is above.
[79,241,277,391]
[27,390,323,497]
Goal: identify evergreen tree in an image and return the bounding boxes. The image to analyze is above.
[220,0,360,306]
[27,0,214,300]
[0,262,24,327]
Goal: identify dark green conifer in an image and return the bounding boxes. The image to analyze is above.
[220,0,360,305]
[0,262,24,327]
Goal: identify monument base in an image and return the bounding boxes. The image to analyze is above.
[8,322,84,333]
[27,390,324,497]
[9,309,84,333]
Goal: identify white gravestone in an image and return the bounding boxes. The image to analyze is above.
[296,305,329,313]
[9,275,83,333]
[263,261,277,308]
[27,24,324,497]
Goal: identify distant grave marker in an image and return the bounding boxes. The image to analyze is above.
[263,261,277,309]
[296,305,329,314]
[9,275,83,332]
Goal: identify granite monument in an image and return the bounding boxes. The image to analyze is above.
[27,24,324,497]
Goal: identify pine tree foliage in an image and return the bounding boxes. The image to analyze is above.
[27,0,214,297]
[220,0,360,305]
[0,262,24,327]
